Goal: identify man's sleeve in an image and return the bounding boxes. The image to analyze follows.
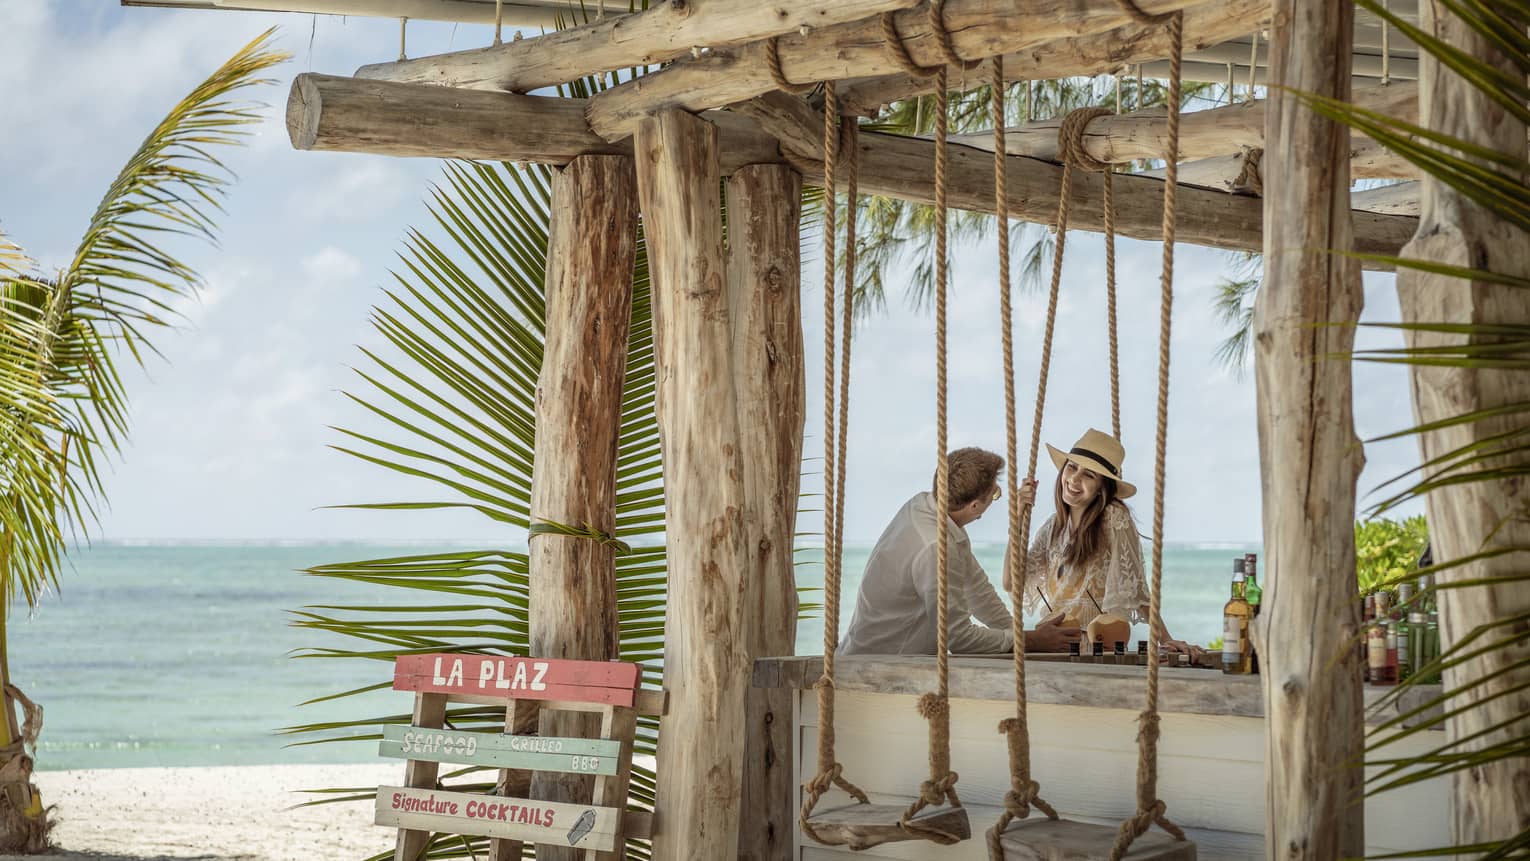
[913,545,1012,654]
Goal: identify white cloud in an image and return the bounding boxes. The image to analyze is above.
[301,246,363,284]
[288,157,418,223]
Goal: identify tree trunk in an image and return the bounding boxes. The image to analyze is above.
[634,108,753,861]
[0,615,46,854]
[521,154,638,861]
[1252,0,1367,856]
[726,164,806,861]
[1394,0,1530,845]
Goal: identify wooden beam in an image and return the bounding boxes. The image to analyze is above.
[1254,0,1367,855]
[1142,150,1264,195]
[727,164,805,861]
[356,0,922,93]
[1395,0,1530,847]
[525,154,638,861]
[634,108,751,861]
[584,0,1207,141]
[285,73,784,173]
[836,0,1269,116]
[285,74,1419,263]
[1352,181,1418,215]
[949,83,1415,166]
[734,92,1416,265]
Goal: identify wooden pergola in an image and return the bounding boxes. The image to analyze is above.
[124,0,1528,858]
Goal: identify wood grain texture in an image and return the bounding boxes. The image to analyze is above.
[804,803,971,849]
[996,817,1195,859]
[727,163,806,861]
[528,153,639,861]
[732,92,1417,267]
[634,109,752,861]
[1395,0,1530,845]
[950,84,1415,167]
[753,656,1445,727]
[356,0,923,91]
[584,0,1208,140]
[836,0,1268,115]
[394,692,446,861]
[1253,0,1367,855]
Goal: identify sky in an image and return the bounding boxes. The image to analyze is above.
[0,1,1424,545]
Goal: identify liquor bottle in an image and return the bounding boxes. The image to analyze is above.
[1068,641,1080,663]
[1424,611,1440,684]
[1243,554,1262,617]
[1222,563,1252,674]
[1405,579,1426,683]
[1137,640,1148,666]
[1362,594,1376,683]
[1367,623,1391,686]
[1389,620,1401,688]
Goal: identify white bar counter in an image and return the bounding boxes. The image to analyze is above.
[754,655,1450,860]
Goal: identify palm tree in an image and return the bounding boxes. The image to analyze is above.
[0,32,285,851]
[285,159,670,860]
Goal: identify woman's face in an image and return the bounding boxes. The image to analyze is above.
[1059,460,1104,510]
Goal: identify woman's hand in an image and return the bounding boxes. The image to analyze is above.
[1161,638,1206,663]
[1017,477,1037,508]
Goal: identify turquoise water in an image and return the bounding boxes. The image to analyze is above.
[12,541,1256,771]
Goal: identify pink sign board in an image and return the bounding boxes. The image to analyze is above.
[393,654,641,707]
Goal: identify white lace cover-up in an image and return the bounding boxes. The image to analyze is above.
[1019,501,1151,629]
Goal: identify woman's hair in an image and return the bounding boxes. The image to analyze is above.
[935,447,1004,508]
[1049,466,1127,570]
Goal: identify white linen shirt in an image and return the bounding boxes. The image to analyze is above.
[839,492,1013,655]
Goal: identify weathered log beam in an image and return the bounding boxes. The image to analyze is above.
[524,154,637,861]
[635,108,752,861]
[584,0,1207,141]
[836,0,1269,116]
[949,83,1415,166]
[1396,0,1530,848]
[285,74,1419,263]
[1254,0,1367,855]
[355,0,921,93]
[734,92,1416,265]
[728,164,805,861]
[1142,150,1264,194]
[286,73,785,173]
[1352,181,1418,215]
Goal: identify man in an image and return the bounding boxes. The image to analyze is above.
[840,447,1080,655]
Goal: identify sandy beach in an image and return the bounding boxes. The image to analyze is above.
[7,763,401,861]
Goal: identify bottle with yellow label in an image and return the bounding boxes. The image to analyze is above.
[1222,560,1252,674]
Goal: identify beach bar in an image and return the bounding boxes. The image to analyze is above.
[122,0,1530,857]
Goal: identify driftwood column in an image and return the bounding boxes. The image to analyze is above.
[635,108,754,860]
[727,164,806,861]
[1394,0,1530,845]
[524,155,638,861]
[1252,0,1367,856]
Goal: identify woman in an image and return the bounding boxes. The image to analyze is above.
[1009,428,1198,656]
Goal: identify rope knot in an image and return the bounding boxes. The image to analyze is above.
[997,717,1020,735]
[803,762,842,796]
[1058,106,1116,172]
[813,675,837,693]
[916,692,949,721]
[1003,789,1031,817]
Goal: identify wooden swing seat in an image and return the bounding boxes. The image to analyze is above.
[997,818,1196,860]
[805,802,971,849]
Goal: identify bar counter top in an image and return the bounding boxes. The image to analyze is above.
[754,654,1442,727]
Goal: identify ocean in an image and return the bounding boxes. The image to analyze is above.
[13,541,1257,771]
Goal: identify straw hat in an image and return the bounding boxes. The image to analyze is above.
[1046,428,1137,499]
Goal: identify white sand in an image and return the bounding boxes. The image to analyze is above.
[7,763,402,861]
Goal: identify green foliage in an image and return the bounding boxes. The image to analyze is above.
[1354,516,1430,595]
[0,31,285,614]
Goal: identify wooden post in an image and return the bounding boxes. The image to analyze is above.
[395,692,447,861]
[726,164,806,861]
[634,108,753,861]
[1394,0,1530,846]
[523,154,639,861]
[1252,0,1367,856]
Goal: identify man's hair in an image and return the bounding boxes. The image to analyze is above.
[934,447,1005,508]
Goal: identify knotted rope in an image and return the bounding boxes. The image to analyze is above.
[1108,6,1188,858]
[1057,105,1123,436]
[898,9,971,842]
[766,36,817,94]
[800,83,872,847]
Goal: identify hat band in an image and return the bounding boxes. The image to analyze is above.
[1068,446,1120,477]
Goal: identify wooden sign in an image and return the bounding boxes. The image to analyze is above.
[379,724,622,776]
[393,653,640,706]
[376,785,623,852]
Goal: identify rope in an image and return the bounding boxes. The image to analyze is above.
[494,0,503,45]
[879,12,941,78]
[800,83,872,847]
[1247,31,1259,100]
[899,64,963,844]
[766,37,817,94]
[1109,11,1188,858]
[1381,0,1392,84]
[1057,106,1122,437]
[991,62,1077,861]
[398,17,407,61]
[928,0,983,71]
